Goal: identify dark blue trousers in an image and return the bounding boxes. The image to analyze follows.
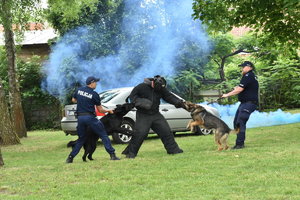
[233,102,257,146]
[69,115,115,158]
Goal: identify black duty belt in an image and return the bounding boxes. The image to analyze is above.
[242,101,258,105]
[76,112,96,116]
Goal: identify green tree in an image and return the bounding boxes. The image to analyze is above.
[193,0,300,47]
[18,57,62,130]
[0,0,42,138]
[47,0,124,55]
[0,77,20,145]
[259,57,300,109]
[0,148,3,166]
[0,49,61,130]
[207,34,259,82]
[45,0,125,103]
[168,70,202,101]
[46,0,99,35]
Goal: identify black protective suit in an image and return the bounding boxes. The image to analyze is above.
[122,77,185,158]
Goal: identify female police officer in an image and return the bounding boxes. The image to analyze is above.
[66,76,120,163]
[222,61,259,149]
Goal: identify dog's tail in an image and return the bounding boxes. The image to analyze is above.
[67,140,77,148]
[229,128,240,134]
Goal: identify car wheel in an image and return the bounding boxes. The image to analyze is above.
[200,128,213,135]
[112,119,134,144]
[194,126,213,135]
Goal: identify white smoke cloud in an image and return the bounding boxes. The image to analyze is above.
[209,102,300,128]
[42,0,212,101]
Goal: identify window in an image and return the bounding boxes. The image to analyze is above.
[99,90,120,103]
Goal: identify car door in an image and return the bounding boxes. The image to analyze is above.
[159,99,191,131]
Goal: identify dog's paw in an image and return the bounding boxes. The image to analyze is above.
[218,147,224,151]
[187,123,196,132]
[190,126,195,132]
[186,120,193,129]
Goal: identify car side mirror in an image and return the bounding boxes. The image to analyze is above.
[125,96,131,103]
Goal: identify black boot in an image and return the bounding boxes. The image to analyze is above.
[110,153,120,160]
[168,148,184,155]
[125,153,136,159]
[66,155,74,163]
[231,144,245,150]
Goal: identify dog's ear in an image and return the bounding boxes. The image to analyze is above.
[195,105,206,112]
[187,101,197,108]
[198,105,205,110]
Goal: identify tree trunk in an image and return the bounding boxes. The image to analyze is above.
[216,49,253,82]
[219,57,226,82]
[0,148,4,166]
[213,58,226,82]
[1,0,27,138]
[0,78,20,145]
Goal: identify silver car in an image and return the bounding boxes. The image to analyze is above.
[61,87,220,143]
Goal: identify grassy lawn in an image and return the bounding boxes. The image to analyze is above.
[284,108,300,114]
[1,123,300,200]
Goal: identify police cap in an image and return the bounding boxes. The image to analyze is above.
[86,76,100,85]
[239,61,255,69]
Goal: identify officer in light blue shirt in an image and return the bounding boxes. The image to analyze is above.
[66,76,120,163]
[222,61,259,149]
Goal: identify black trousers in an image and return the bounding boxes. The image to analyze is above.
[69,115,115,158]
[123,111,181,156]
[233,102,257,145]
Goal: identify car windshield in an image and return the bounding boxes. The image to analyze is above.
[99,90,121,103]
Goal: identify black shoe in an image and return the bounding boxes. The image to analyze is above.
[168,148,184,155]
[110,153,120,160]
[231,144,245,150]
[66,155,74,163]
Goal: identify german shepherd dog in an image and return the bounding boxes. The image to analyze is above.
[67,102,134,161]
[183,101,239,151]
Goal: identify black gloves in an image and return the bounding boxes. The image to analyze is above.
[175,100,185,109]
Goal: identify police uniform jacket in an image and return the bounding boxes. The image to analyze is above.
[73,86,101,114]
[238,70,259,104]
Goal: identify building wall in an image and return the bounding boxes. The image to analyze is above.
[18,44,50,61]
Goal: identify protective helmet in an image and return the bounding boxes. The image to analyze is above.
[153,75,167,91]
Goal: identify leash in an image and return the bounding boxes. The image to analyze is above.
[207,97,223,105]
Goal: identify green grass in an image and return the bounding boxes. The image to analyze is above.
[284,108,300,114]
[1,123,300,200]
